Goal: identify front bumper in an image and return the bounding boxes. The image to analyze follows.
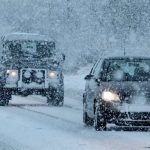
[99,101,150,126]
[6,86,63,96]
[5,68,60,89]
[115,112,150,126]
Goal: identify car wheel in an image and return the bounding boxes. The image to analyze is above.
[0,89,11,106]
[94,103,106,131]
[83,102,94,126]
[47,88,64,106]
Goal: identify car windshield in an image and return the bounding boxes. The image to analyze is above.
[5,40,55,58]
[101,58,150,81]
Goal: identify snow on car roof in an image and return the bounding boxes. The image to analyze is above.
[4,33,54,42]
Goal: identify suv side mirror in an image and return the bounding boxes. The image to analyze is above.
[84,74,94,80]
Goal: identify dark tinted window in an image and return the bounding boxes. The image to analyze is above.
[5,40,55,58]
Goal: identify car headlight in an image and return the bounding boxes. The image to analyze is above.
[7,70,18,77]
[48,71,57,78]
[101,91,120,102]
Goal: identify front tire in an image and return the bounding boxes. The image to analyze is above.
[0,89,11,106]
[94,102,106,131]
[47,88,64,106]
[83,102,94,126]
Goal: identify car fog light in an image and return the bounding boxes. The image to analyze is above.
[101,91,120,102]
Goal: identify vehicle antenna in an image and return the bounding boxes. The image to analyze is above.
[123,47,126,56]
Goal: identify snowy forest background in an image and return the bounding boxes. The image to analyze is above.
[0,0,150,71]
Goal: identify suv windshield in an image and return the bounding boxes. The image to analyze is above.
[101,58,150,81]
[5,40,55,58]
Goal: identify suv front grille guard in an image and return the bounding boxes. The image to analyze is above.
[18,69,48,89]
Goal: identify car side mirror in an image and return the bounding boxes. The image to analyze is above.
[95,78,102,86]
[84,74,94,80]
[95,78,101,83]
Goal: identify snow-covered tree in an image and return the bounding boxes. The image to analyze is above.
[1,0,150,71]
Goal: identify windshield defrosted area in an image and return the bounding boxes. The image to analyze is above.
[101,59,150,81]
[5,41,55,58]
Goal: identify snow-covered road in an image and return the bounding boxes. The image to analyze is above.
[0,68,150,150]
[0,96,150,150]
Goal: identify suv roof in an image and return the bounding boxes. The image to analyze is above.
[4,33,53,42]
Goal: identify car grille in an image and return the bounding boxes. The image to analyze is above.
[118,112,150,120]
[129,112,150,120]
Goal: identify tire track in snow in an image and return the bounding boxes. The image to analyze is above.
[10,104,82,126]
[11,95,82,110]
[9,95,83,129]
[9,103,81,111]
[1,106,150,150]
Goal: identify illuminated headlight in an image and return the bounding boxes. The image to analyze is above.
[101,91,120,102]
[7,70,18,77]
[48,71,57,78]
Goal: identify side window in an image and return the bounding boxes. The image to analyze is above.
[90,57,104,76]
[91,58,104,74]
[89,61,98,75]
[94,60,103,78]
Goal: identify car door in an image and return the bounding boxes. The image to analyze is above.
[84,59,102,117]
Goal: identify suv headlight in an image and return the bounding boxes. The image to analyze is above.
[101,91,120,102]
[48,71,57,78]
[7,70,18,77]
